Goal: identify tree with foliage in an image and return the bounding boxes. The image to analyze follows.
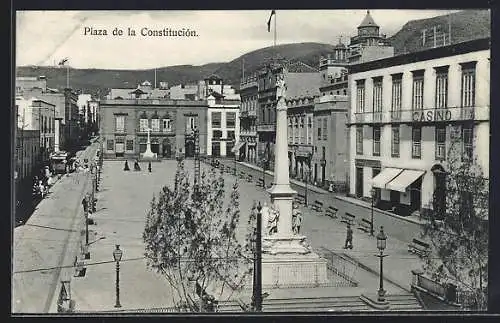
[143,160,253,312]
[422,130,488,310]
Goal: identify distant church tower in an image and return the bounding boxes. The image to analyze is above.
[348,10,394,64]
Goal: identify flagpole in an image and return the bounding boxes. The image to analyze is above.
[274,11,277,47]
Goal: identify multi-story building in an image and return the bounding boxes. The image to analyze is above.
[99,98,207,159]
[257,60,320,170]
[16,76,80,152]
[348,10,394,64]
[286,93,316,182]
[313,94,349,190]
[15,97,56,163]
[206,95,240,158]
[239,74,259,163]
[347,37,490,217]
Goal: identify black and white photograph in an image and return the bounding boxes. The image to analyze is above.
[13,9,491,314]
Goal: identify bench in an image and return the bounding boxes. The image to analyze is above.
[294,193,306,205]
[358,218,372,233]
[311,200,324,212]
[408,238,431,257]
[341,212,355,226]
[325,206,338,219]
[247,174,253,182]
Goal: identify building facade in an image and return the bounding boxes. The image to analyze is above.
[256,61,320,170]
[239,74,259,163]
[99,99,208,159]
[15,97,56,163]
[206,96,240,158]
[348,38,490,217]
[286,95,315,182]
[313,95,349,190]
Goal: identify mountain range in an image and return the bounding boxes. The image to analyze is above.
[16,10,490,99]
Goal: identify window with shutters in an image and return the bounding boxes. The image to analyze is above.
[356,126,363,155]
[126,139,134,151]
[391,126,400,157]
[226,112,236,128]
[213,130,222,139]
[461,62,476,107]
[212,112,221,128]
[322,118,327,140]
[435,66,449,108]
[107,139,114,151]
[373,126,381,156]
[372,77,383,122]
[151,119,160,132]
[163,119,172,132]
[139,118,148,132]
[115,116,125,133]
[462,124,474,161]
[317,120,322,140]
[412,70,425,110]
[391,74,402,120]
[412,126,422,159]
[356,80,365,113]
[435,125,446,160]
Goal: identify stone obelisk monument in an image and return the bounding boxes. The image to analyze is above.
[260,68,328,288]
[141,127,155,160]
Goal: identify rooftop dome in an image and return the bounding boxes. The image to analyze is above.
[358,10,379,28]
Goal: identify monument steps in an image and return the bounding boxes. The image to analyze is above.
[216,293,423,312]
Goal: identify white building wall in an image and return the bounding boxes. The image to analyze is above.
[348,46,490,210]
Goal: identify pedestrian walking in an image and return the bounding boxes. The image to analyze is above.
[344,224,353,249]
[82,196,88,213]
[148,161,152,173]
[124,160,130,171]
[134,159,141,171]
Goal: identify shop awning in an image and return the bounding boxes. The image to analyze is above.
[231,141,245,153]
[386,169,425,193]
[371,167,403,189]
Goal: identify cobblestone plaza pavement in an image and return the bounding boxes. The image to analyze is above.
[64,159,423,312]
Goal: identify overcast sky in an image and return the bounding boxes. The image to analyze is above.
[16,10,460,70]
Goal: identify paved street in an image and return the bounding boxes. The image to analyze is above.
[13,143,99,313]
[66,158,423,312]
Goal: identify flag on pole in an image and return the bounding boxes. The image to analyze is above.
[58,57,69,66]
[267,10,276,32]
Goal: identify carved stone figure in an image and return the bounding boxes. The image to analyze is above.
[292,202,302,234]
[267,203,280,235]
[276,74,286,100]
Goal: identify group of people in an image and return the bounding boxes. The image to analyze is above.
[124,159,152,173]
[32,166,53,199]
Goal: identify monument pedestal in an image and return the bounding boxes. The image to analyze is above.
[261,234,329,288]
[141,143,156,160]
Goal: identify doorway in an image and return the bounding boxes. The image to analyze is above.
[355,167,363,198]
[410,177,422,212]
[162,139,172,158]
[185,140,195,158]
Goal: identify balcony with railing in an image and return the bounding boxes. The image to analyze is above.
[257,123,276,132]
[240,75,258,89]
[351,106,490,125]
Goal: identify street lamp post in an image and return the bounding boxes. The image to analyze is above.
[261,159,266,189]
[376,226,388,302]
[370,189,375,236]
[304,169,308,207]
[112,244,123,308]
[251,202,263,312]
